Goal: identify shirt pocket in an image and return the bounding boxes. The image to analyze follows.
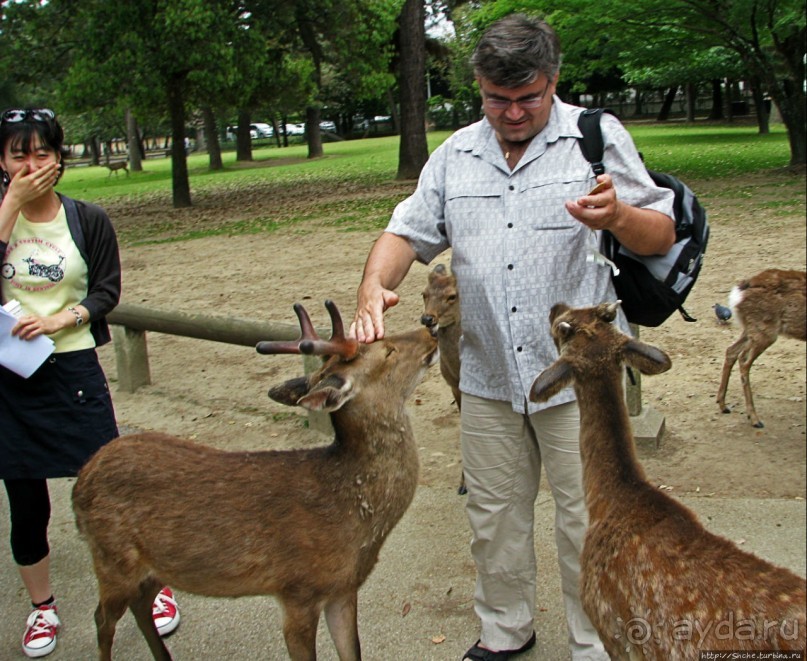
[518,173,592,233]
[444,182,504,243]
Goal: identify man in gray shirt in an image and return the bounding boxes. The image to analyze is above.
[351,13,674,661]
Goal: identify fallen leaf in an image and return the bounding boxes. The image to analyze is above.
[402,602,411,617]
[432,635,446,645]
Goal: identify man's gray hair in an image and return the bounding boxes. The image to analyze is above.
[471,14,561,88]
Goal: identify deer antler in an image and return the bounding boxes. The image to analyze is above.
[256,300,359,360]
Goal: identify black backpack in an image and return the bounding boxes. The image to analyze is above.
[577,108,709,327]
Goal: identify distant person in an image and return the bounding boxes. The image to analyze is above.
[0,108,181,658]
[350,14,674,661]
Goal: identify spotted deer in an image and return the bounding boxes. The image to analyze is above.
[531,301,805,658]
[420,263,465,494]
[72,300,438,661]
[716,268,806,427]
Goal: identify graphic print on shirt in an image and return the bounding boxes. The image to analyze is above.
[2,237,67,291]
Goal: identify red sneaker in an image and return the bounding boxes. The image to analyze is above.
[152,587,181,636]
[22,603,60,658]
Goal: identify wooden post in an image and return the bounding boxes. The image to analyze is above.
[627,323,665,450]
[111,325,151,393]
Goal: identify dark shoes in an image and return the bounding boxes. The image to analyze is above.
[462,631,536,660]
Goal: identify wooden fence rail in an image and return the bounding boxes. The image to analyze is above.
[107,302,331,433]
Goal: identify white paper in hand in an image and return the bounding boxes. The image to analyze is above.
[0,301,55,378]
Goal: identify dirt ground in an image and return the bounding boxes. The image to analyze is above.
[97,167,806,503]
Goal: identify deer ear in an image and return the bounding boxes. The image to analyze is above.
[624,339,672,375]
[530,358,574,403]
[549,303,571,324]
[297,374,355,412]
[597,301,620,322]
[268,376,311,406]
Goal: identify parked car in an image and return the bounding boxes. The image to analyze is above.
[285,123,306,136]
[252,123,273,138]
[319,120,336,133]
[225,123,273,141]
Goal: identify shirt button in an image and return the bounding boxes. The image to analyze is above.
[516,346,523,352]
[511,307,517,313]
[507,264,513,270]
[508,185,515,191]
[507,222,513,228]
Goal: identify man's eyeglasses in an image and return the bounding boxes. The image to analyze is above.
[483,91,549,111]
[1,109,56,124]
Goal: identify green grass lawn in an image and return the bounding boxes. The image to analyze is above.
[58,122,793,204]
[54,122,803,246]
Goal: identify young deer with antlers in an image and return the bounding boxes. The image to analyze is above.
[531,302,805,658]
[420,263,466,494]
[716,268,806,428]
[72,300,438,661]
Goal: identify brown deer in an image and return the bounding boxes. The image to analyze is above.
[72,300,438,661]
[104,160,129,177]
[420,263,465,494]
[530,301,806,659]
[716,268,806,428]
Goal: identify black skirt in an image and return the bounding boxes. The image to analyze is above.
[0,348,118,479]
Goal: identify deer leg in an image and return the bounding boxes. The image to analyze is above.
[324,591,361,661]
[281,599,321,661]
[94,594,130,661]
[452,391,467,495]
[716,334,747,413]
[738,334,777,428]
[129,578,172,660]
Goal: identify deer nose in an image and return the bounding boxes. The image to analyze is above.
[421,314,436,328]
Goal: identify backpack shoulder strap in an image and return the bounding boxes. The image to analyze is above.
[577,108,611,175]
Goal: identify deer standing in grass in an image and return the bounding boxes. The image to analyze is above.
[531,301,805,659]
[104,160,128,177]
[420,263,466,494]
[716,268,806,428]
[72,300,438,661]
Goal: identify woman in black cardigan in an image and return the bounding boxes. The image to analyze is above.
[0,108,179,658]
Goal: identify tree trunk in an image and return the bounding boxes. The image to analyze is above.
[126,109,143,172]
[632,89,643,116]
[748,78,769,135]
[202,107,223,171]
[656,85,678,121]
[90,138,100,166]
[707,79,724,120]
[306,106,323,159]
[167,75,192,208]
[236,109,252,162]
[685,83,696,122]
[396,0,429,180]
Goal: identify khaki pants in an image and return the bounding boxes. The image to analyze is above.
[461,394,607,659]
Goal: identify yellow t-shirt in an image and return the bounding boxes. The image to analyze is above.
[1,204,94,352]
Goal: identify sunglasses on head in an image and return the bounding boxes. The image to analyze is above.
[1,109,56,124]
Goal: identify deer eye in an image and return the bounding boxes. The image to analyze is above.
[447,295,457,302]
[557,321,574,340]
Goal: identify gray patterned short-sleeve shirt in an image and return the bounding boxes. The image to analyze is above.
[386,98,674,414]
